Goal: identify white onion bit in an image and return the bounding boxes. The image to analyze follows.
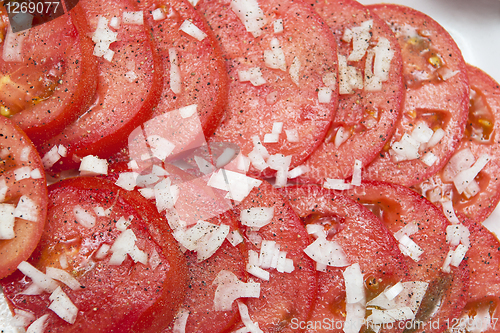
[179,20,207,41]
[213,270,260,311]
[48,286,78,324]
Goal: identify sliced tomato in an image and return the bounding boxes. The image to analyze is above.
[197,0,339,175]
[0,177,188,332]
[413,65,500,223]
[348,181,469,333]
[452,214,500,333]
[364,4,469,186]
[164,212,245,333]
[135,0,228,139]
[230,181,317,331]
[280,185,409,333]
[0,115,47,278]
[0,4,98,146]
[39,0,163,173]
[299,0,405,183]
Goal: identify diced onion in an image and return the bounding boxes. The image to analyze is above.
[122,11,144,25]
[42,145,61,169]
[344,302,366,333]
[285,129,299,143]
[207,169,261,202]
[323,178,353,191]
[230,0,267,37]
[334,126,350,148]
[287,165,309,179]
[411,122,434,144]
[213,270,260,311]
[152,8,166,21]
[351,159,362,186]
[45,267,82,291]
[0,203,16,239]
[227,230,244,246]
[30,168,43,179]
[194,156,215,174]
[347,20,373,62]
[273,19,283,33]
[304,237,349,267]
[172,308,190,333]
[2,29,27,63]
[263,133,279,143]
[237,301,263,333]
[398,235,424,261]
[318,87,333,104]
[48,287,78,324]
[343,263,366,304]
[450,244,468,267]
[179,20,207,41]
[238,67,266,86]
[26,314,49,333]
[289,56,300,86]
[421,152,438,166]
[216,148,237,168]
[264,38,286,71]
[73,205,96,229]
[373,37,394,82]
[178,104,198,118]
[95,243,110,260]
[115,172,138,191]
[169,48,182,94]
[14,195,39,222]
[79,155,108,176]
[240,207,274,230]
[0,178,7,202]
[147,135,176,161]
[426,128,445,148]
[453,154,490,194]
[17,261,58,293]
[384,282,403,301]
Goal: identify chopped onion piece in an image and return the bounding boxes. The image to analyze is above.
[0,178,7,202]
[26,314,49,333]
[73,205,96,229]
[186,0,199,6]
[12,308,36,328]
[273,19,283,33]
[442,200,460,224]
[240,207,274,230]
[247,255,270,281]
[178,104,198,118]
[384,282,403,301]
[263,133,279,143]
[172,308,190,333]
[45,267,82,291]
[287,165,309,179]
[109,229,148,265]
[248,149,268,171]
[0,203,15,239]
[227,230,244,246]
[443,148,475,181]
[271,122,283,134]
[324,178,353,191]
[17,261,58,293]
[338,54,363,95]
[92,17,118,59]
[42,145,61,169]
[343,263,365,304]
[208,169,261,202]
[334,126,350,147]
[344,302,366,333]
[426,128,445,148]
[30,168,42,179]
[79,155,108,176]
[322,72,337,90]
[237,301,263,333]
[453,154,490,194]
[351,159,362,186]
[196,223,230,262]
[122,11,144,25]
[152,8,166,21]
[59,254,68,269]
[421,152,438,166]
[147,135,176,161]
[169,48,182,94]
[398,235,424,261]
[179,20,207,41]
[391,133,420,161]
[14,195,39,222]
[116,215,133,231]
[48,286,78,324]
[135,173,159,188]
[238,67,266,86]
[115,172,138,191]
[14,166,31,181]
[213,270,260,311]
[450,244,468,267]
[267,154,292,187]
[304,237,349,267]
[264,38,286,71]
[151,164,169,177]
[318,87,333,104]
[289,56,300,86]
[373,37,394,82]
[109,16,120,29]
[95,243,110,259]
[155,183,180,212]
[393,222,419,241]
[230,0,267,37]
[411,122,434,144]
[285,129,299,143]
[347,20,373,61]
[482,218,500,240]
[216,148,237,168]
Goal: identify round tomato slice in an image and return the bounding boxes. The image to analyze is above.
[364,4,469,186]
[39,0,163,173]
[165,212,245,333]
[348,181,469,333]
[0,177,188,332]
[197,0,339,176]
[413,65,500,223]
[280,185,409,333]
[231,181,317,331]
[299,0,404,183]
[0,4,98,146]
[453,214,500,333]
[0,115,47,279]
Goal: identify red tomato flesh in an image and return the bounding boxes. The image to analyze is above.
[1,5,98,146]
[349,181,469,333]
[300,0,404,183]
[0,177,188,332]
[413,65,500,223]
[0,115,47,278]
[365,4,469,186]
[281,185,409,333]
[198,0,339,175]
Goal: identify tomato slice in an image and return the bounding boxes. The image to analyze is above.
[0,115,47,279]
[229,181,317,331]
[281,185,409,333]
[453,214,500,333]
[1,4,98,146]
[299,0,405,183]
[197,0,339,175]
[0,177,188,332]
[413,64,500,223]
[39,0,163,172]
[164,212,245,333]
[135,0,228,139]
[364,4,469,186]
[348,180,469,333]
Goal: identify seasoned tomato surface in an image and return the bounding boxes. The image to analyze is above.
[1,177,188,332]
